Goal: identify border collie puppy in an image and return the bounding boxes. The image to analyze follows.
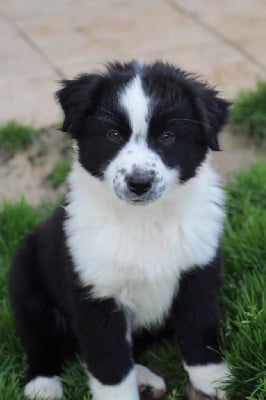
[10,61,231,400]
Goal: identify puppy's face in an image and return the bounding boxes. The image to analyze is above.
[57,62,230,205]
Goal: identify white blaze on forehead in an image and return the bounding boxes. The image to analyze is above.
[119,75,150,140]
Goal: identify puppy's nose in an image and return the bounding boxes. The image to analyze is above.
[126,173,153,196]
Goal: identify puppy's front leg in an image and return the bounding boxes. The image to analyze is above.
[71,286,139,400]
[173,254,229,399]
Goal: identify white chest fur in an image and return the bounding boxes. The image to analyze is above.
[64,160,224,331]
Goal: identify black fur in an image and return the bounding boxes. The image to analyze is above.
[172,254,223,366]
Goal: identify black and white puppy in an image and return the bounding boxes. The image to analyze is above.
[10,61,231,400]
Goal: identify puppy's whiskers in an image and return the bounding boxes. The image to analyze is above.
[98,107,119,121]
[166,118,212,130]
[95,116,118,125]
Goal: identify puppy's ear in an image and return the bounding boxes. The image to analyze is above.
[195,86,231,151]
[56,74,104,136]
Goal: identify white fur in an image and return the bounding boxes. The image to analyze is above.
[24,376,63,400]
[136,364,166,395]
[65,156,224,331]
[90,368,139,400]
[184,362,229,399]
[119,75,150,141]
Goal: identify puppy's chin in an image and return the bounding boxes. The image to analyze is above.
[123,198,158,206]
[112,187,166,206]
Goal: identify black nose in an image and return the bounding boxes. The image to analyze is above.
[126,173,153,196]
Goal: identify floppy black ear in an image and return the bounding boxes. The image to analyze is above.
[195,86,231,151]
[56,74,104,136]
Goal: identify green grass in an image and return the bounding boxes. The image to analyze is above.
[221,162,266,400]
[0,121,41,155]
[0,163,265,399]
[47,159,70,188]
[230,80,266,146]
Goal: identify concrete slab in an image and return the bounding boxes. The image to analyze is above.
[173,0,266,69]
[0,19,52,78]
[173,0,266,35]
[15,1,217,77]
[1,0,114,21]
[0,18,60,126]
[235,36,266,69]
[1,74,61,127]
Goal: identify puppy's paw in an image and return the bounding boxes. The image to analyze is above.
[184,362,229,400]
[24,376,63,400]
[185,382,218,400]
[136,364,166,399]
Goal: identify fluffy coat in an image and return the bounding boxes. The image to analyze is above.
[10,61,230,400]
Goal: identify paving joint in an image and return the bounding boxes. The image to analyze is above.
[3,15,65,79]
[167,0,266,74]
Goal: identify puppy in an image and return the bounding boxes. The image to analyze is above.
[10,61,230,400]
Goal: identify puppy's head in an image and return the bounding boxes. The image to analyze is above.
[56,61,230,205]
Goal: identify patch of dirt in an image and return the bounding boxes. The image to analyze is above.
[0,127,263,206]
[0,128,68,205]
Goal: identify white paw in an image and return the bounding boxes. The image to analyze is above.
[90,368,139,400]
[24,376,63,400]
[184,362,229,399]
[136,364,166,399]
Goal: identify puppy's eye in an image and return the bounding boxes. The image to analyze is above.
[158,131,175,145]
[106,130,124,144]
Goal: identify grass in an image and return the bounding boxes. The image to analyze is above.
[0,121,41,155]
[221,162,266,400]
[0,163,265,399]
[47,159,70,188]
[230,80,266,146]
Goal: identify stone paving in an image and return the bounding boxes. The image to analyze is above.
[1,0,266,127]
[0,0,265,186]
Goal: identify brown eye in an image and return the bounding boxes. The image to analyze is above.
[106,130,124,144]
[158,131,175,145]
